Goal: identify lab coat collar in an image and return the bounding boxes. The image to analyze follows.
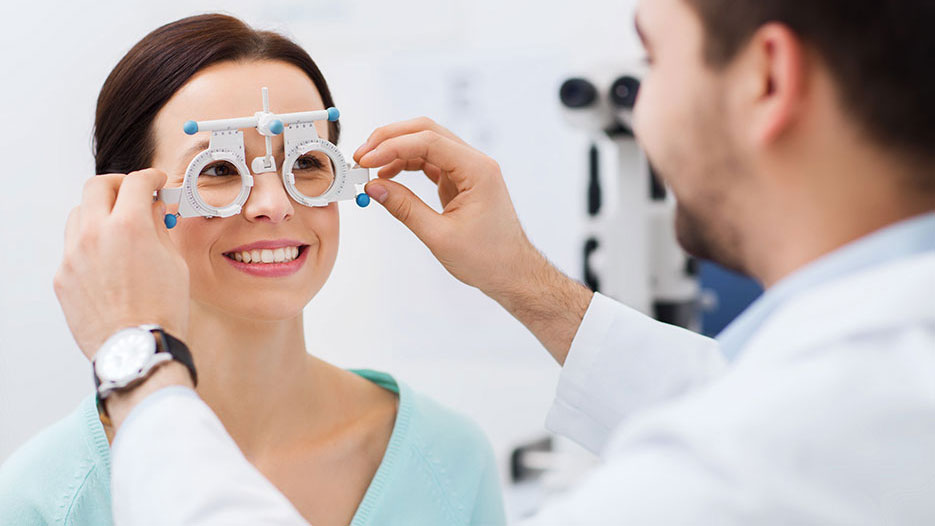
[737,250,935,365]
[717,212,935,360]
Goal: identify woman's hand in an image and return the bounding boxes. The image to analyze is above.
[53,169,191,361]
[354,118,592,364]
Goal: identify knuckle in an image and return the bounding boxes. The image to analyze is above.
[83,174,123,197]
[368,128,385,143]
[417,130,440,146]
[100,173,125,184]
[112,213,140,233]
[65,206,80,227]
[135,167,167,181]
[482,156,501,173]
[53,261,73,291]
[82,176,101,194]
[77,233,97,252]
[77,225,98,248]
[392,196,413,223]
[416,116,435,128]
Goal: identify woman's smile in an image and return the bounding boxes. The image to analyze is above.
[222,238,312,277]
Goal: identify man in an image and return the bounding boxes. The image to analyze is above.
[53,0,934,523]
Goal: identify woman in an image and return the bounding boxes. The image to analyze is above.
[0,14,505,526]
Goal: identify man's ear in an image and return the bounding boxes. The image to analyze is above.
[741,23,808,146]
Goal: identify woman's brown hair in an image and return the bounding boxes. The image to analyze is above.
[93,13,340,174]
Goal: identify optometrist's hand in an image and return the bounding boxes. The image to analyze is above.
[54,169,191,362]
[354,118,592,364]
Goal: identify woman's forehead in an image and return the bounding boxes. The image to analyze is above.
[157,62,322,128]
[153,60,328,154]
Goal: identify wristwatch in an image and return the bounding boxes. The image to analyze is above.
[92,324,198,408]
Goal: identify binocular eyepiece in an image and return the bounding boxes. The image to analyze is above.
[559,78,599,109]
[559,75,640,110]
[559,72,642,135]
[608,76,639,110]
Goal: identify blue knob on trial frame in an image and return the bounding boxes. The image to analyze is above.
[269,119,284,135]
[183,120,199,135]
[356,193,371,208]
[164,214,178,229]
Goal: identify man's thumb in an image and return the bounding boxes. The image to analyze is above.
[365,179,441,243]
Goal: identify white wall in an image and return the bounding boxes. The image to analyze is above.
[0,0,641,514]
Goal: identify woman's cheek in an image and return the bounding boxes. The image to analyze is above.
[168,218,217,275]
[307,205,339,246]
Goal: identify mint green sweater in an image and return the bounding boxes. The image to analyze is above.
[0,370,506,525]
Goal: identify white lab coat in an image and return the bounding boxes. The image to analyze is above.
[111,251,935,525]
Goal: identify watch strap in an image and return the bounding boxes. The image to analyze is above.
[153,329,198,387]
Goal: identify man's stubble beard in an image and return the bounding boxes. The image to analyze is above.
[653,95,751,276]
[673,199,747,275]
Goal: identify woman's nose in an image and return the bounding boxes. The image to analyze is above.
[242,171,294,224]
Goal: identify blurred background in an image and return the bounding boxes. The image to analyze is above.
[0,0,759,520]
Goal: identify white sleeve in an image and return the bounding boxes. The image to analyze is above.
[111,386,308,526]
[545,293,726,454]
[518,445,745,526]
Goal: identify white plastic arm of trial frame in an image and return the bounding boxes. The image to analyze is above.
[186,109,335,133]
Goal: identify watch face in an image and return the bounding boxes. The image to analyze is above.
[95,328,156,383]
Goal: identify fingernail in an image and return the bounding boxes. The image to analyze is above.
[366,182,388,204]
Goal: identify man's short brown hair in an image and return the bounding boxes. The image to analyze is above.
[686,0,935,187]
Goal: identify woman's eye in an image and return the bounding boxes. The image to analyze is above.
[200,161,238,177]
[294,155,324,171]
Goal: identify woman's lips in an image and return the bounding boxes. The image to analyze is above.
[223,245,310,278]
[224,238,305,253]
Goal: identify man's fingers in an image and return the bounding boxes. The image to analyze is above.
[354,117,467,163]
[423,164,442,184]
[376,159,410,179]
[80,174,124,227]
[438,174,460,207]
[359,131,476,188]
[64,206,80,254]
[365,179,446,246]
[112,168,168,227]
[152,199,170,238]
[377,158,443,184]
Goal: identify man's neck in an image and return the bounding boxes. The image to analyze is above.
[748,180,933,289]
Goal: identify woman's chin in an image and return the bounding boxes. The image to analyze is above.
[193,293,312,323]
[239,306,306,322]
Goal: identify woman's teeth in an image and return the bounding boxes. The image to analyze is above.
[230,247,301,264]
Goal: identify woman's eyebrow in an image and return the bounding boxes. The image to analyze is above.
[180,140,210,162]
